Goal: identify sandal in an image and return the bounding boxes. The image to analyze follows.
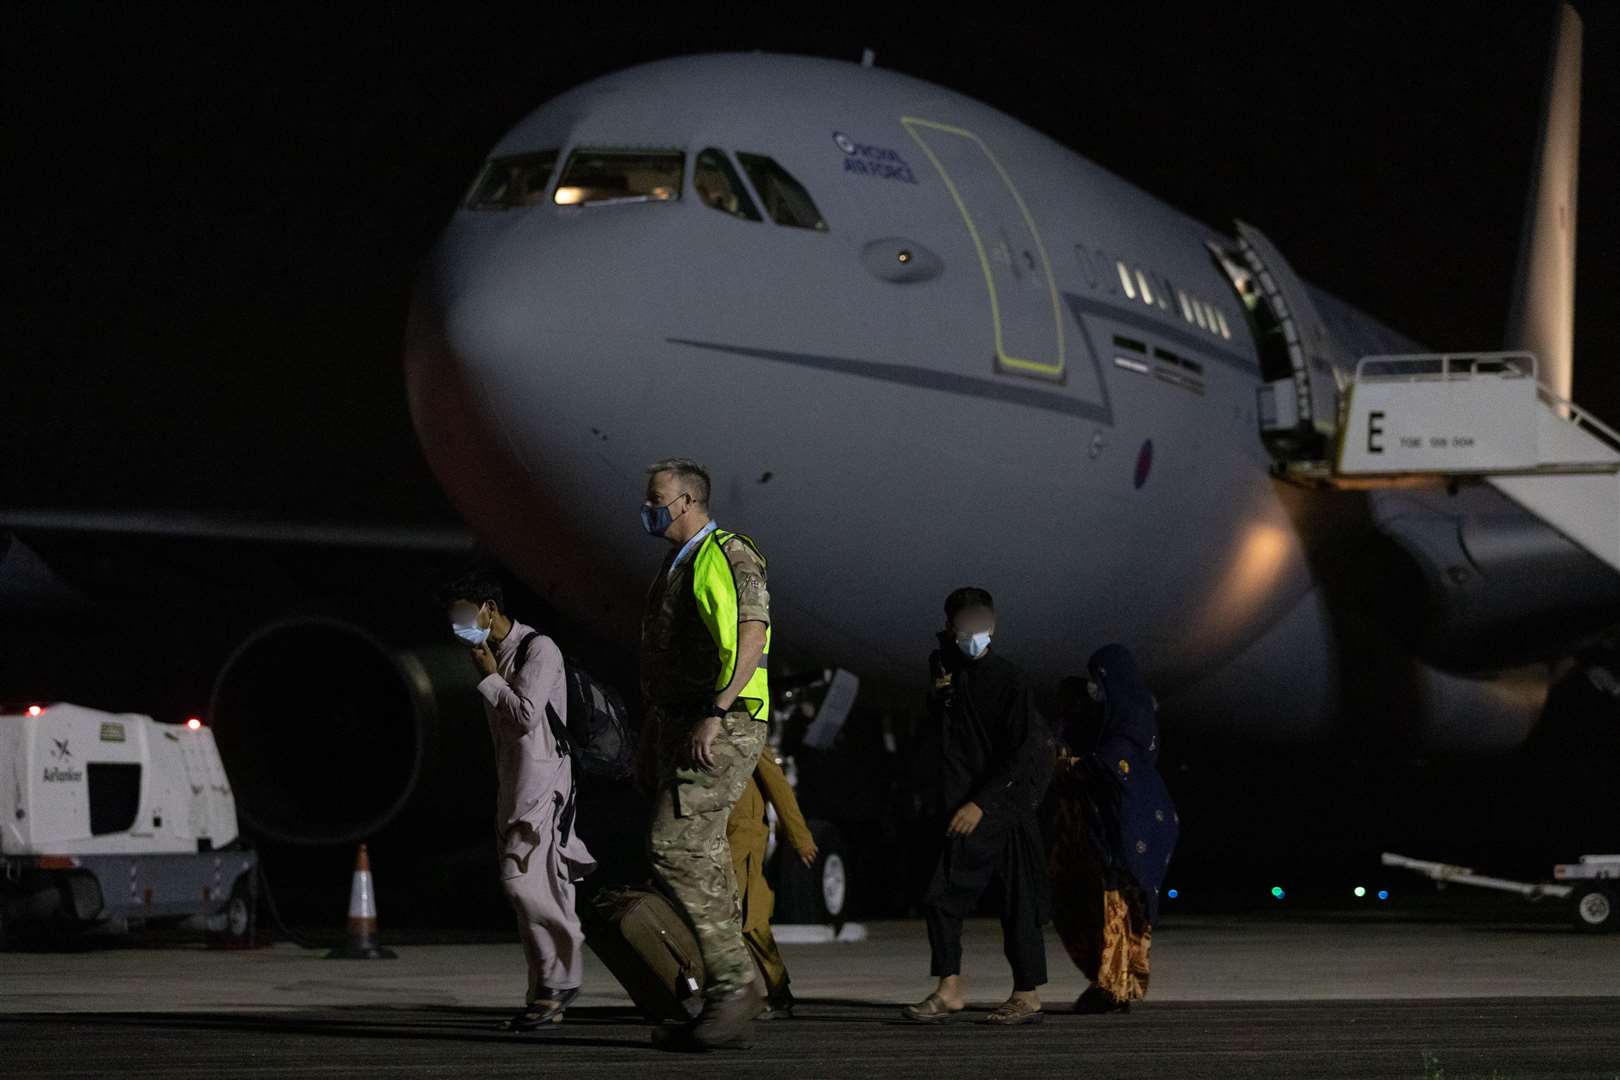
[981,998,1045,1026]
[498,986,581,1030]
[899,993,963,1023]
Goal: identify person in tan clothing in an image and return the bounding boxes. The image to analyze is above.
[727,749,818,1019]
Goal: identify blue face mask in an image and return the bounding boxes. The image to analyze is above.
[955,630,992,659]
[641,493,690,537]
[453,623,490,647]
[451,604,490,647]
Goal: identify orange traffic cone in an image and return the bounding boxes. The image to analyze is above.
[325,843,397,959]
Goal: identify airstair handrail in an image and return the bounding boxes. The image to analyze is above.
[1538,383,1620,457]
[1352,351,1537,382]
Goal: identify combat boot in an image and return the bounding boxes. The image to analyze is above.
[689,978,763,1049]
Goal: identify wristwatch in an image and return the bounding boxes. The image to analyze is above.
[706,702,729,719]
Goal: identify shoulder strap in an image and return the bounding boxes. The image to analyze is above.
[512,630,571,756]
[512,630,541,674]
[544,708,572,755]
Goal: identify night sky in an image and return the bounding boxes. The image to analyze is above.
[4,3,1617,525]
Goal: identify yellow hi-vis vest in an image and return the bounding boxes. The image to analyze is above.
[691,528,771,720]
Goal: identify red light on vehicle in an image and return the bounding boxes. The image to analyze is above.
[37,855,79,869]
[27,705,42,717]
[186,717,203,731]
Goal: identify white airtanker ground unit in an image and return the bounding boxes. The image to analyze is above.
[0,702,256,946]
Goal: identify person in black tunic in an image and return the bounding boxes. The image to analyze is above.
[901,587,1052,1026]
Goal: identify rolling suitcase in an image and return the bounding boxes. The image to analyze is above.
[585,885,705,1022]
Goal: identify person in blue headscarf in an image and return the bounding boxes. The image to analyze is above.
[1047,643,1178,1012]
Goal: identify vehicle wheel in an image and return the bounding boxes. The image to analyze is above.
[773,819,850,931]
[208,873,255,949]
[1570,885,1615,933]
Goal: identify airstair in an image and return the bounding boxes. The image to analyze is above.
[1271,351,1620,573]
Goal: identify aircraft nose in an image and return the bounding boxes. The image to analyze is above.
[406,223,580,457]
[414,225,551,383]
[409,207,696,475]
[403,219,664,641]
[404,263,530,526]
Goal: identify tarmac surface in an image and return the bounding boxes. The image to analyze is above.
[3,915,1618,1078]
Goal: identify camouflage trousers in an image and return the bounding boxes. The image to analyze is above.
[648,708,767,998]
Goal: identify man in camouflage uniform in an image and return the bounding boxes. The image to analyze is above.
[636,457,772,1050]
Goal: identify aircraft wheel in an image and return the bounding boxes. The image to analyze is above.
[774,819,851,931]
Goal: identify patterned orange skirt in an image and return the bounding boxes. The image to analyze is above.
[1048,786,1153,1002]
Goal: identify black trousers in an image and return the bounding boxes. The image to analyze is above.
[922,814,1048,992]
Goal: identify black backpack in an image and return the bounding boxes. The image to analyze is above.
[514,631,637,782]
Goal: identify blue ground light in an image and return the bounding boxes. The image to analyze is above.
[1167,888,1179,899]
[1378,890,1390,901]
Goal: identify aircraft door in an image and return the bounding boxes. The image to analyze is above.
[901,117,1066,383]
[1232,220,1349,455]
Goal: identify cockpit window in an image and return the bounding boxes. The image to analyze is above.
[692,148,761,221]
[735,153,828,231]
[464,150,559,210]
[553,148,683,207]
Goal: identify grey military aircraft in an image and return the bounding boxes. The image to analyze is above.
[403,6,1616,757]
